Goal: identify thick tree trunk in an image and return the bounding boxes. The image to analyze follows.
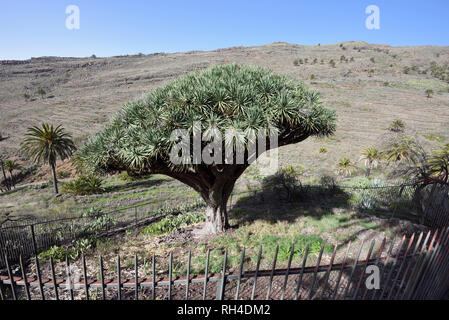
[51,163,59,195]
[203,202,228,234]
[197,176,237,235]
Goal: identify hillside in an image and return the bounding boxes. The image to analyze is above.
[1,41,449,183]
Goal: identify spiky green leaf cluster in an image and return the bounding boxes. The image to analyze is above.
[21,123,76,166]
[78,64,336,175]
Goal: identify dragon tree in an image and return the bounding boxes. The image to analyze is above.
[77,64,336,234]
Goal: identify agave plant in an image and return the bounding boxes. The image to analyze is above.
[21,123,76,194]
[336,157,356,177]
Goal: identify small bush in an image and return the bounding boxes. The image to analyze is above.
[56,170,71,179]
[319,147,327,153]
[262,165,302,201]
[140,212,205,236]
[319,175,337,190]
[38,239,93,262]
[388,119,405,132]
[62,175,104,195]
[425,88,434,98]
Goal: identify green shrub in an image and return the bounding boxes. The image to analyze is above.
[117,171,135,182]
[140,212,205,236]
[388,119,405,132]
[56,170,71,179]
[262,165,302,201]
[82,207,115,233]
[38,239,93,262]
[62,175,104,195]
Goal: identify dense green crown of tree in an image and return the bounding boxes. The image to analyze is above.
[78,64,336,175]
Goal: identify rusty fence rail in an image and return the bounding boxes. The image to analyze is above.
[1,227,448,300]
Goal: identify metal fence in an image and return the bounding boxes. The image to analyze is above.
[1,183,448,269]
[0,227,448,300]
[0,199,205,269]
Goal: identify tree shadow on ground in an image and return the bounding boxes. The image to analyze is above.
[103,178,167,193]
[229,184,351,225]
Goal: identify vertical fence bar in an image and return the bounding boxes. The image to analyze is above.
[416,228,447,298]
[35,255,45,300]
[135,254,139,301]
[362,238,386,300]
[319,243,338,299]
[152,254,156,300]
[332,242,351,300]
[217,248,227,300]
[352,240,375,300]
[99,256,106,300]
[407,230,436,299]
[117,255,121,300]
[19,255,31,300]
[168,252,172,300]
[251,246,262,301]
[341,241,364,300]
[202,249,210,300]
[266,245,278,300]
[307,243,325,300]
[294,244,309,300]
[427,229,449,298]
[30,225,38,256]
[281,244,295,300]
[66,256,74,300]
[0,278,3,300]
[394,232,423,300]
[5,253,17,300]
[82,254,89,301]
[372,237,396,300]
[400,232,427,300]
[380,236,407,300]
[50,257,59,300]
[387,233,415,300]
[185,251,191,300]
[426,227,449,298]
[235,248,245,300]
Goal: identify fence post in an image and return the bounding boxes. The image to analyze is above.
[216,248,227,300]
[30,225,37,256]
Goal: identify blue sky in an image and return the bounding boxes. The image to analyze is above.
[0,0,448,60]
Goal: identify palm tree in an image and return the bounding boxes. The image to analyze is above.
[425,89,434,98]
[3,160,20,188]
[382,137,416,163]
[336,157,356,176]
[429,143,449,184]
[0,155,10,191]
[360,147,380,176]
[388,119,405,132]
[21,123,76,194]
